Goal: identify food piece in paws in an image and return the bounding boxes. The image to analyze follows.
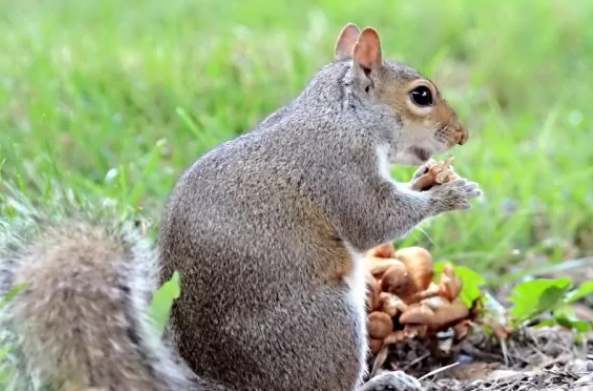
[411,157,457,191]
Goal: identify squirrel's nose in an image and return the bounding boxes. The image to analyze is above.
[457,127,469,145]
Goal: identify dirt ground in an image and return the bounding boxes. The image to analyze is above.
[367,325,593,391]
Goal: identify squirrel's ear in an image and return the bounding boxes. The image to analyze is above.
[334,23,361,60]
[352,27,383,71]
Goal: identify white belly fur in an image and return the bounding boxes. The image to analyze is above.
[343,242,369,384]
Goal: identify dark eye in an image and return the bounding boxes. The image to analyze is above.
[410,86,433,107]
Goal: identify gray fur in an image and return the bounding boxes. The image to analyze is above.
[158,43,479,391]
[0,216,198,391]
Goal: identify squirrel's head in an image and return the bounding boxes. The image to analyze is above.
[334,23,468,166]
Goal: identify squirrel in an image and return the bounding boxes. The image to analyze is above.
[0,23,481,391]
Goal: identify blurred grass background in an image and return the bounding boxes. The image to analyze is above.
[0,0,592,282]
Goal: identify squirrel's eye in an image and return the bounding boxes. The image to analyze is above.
[409,86,433,107]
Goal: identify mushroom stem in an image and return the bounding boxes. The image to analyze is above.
[379,291,408,316]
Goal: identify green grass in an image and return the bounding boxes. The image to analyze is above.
[1,0,592,283]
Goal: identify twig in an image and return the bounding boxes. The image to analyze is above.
[537,355,570,369]
[543,368,580,380]
[500,336,510,367]
[418,362,460,381]
[401,353,430,371]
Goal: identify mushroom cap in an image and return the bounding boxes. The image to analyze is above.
[431,297,470,330]
[421,294,450,311]
[366,256,406,279]
[366,274,382,312]
[395,247,434,292]
[367,242,396,259]
[399,303,435,325]
[379,262,412,298]
[439,263,463,301]
[367,311,394,339]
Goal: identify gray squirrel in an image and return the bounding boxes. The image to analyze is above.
[0,23,482,391]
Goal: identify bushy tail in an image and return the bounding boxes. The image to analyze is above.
[0,213,197,391]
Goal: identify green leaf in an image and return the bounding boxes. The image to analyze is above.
[0,283,27,311]
[509,278,572,325]
[440,263,486,307]
[554,303,577,318]
[554,315,592,332]
[552,303,593,332]
[148,271,181,336]
[564,281,593,304]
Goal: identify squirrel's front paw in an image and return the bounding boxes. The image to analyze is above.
[409,160,435,182]
[359,371,424,391]
[428,177,482,213]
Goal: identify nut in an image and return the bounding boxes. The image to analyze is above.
[367,311,393,339]
[411,157,456,191]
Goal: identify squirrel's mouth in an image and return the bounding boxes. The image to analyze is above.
[411,147,432,162]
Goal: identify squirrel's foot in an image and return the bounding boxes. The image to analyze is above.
[359,371,424,391]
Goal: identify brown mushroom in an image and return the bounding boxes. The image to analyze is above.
[365,256,406,279]
[403,324,429,339]
[366,242,396,259]
[394,247,434,301]
[365,273,382,311]
[379,291,408,317]
[438,263,463,301]
[368,338,384,355]
[410,282,442,302]
[399,303,436,325]
[383,330,406,345]
[421,294,450,311]
[430,297,470,331]
[367,311,393,339]
[379,262,414,300]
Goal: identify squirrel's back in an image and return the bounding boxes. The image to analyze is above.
[0,215,197,391]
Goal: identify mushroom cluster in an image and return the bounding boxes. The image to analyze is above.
[364,243,472,356]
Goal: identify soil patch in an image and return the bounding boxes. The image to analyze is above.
[367,326,593,391]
